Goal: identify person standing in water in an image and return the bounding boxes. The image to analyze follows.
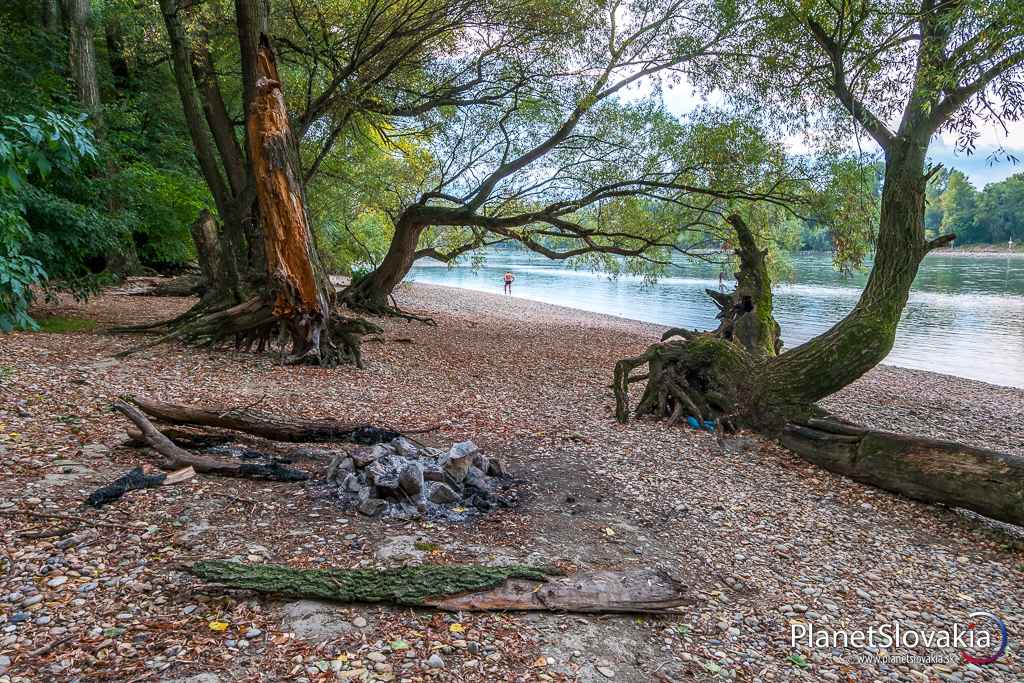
[503,271,515,295]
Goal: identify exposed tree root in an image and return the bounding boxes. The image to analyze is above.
[187,560,689,613]
[614,214,1024,528]
[111,297,381,368]
[339,288,436,326]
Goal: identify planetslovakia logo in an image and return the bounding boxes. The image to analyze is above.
[790,611,1009,666]
[961,611,1008,665]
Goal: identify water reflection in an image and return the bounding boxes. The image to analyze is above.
[408,250,1024,388]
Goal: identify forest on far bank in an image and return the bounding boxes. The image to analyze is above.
[799,166,1024,252]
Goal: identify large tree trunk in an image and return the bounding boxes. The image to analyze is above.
[616,141,934,430]
[782,419,1024,527]
[611,143,1024,527]
[245,33,335,364]
[755,140,932,417]
[62,0,102,125]
[341,215,425,313]
[124,0,379,366]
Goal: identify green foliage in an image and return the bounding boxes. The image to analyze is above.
[0,112,109,332]
[923,170,1024,245]
[116,162,208,264]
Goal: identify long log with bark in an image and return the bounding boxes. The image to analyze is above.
[113,401,308,481]
[188,561,688,613]
[782,419,1024,527]
[132,396,404,444]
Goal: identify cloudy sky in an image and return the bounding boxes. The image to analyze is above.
[657,87,1024,188]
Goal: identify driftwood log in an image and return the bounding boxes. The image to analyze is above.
[188,561,688,613]
[783,419,1024,527]
[132,396,404,443]
[113,401,308,481]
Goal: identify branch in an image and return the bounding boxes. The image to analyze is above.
[804,16,895,149]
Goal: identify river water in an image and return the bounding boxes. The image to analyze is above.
[407,250,1024,388]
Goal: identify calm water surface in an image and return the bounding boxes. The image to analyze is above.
[408,250,1024,388]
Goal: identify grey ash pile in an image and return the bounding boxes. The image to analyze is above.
[323,437,517,520]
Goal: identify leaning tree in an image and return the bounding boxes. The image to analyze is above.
[613,0,1024,524]
[339,0,791,313]
[121,0,550,365]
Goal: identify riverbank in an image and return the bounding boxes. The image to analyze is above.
[1,281,1021,682]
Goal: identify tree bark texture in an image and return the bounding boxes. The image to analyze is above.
[782,419,1024,527]
[343,215,424,312]
[188,561,689,613]
[62,0,102,122]
[132,396,403,444]
[246,34,332,363]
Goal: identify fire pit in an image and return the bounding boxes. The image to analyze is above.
[324,438,517,520]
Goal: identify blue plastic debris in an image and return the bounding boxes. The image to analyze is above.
[686,416,701,429]
[702,419,717,432]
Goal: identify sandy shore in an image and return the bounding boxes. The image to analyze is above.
[0,281,1021,682]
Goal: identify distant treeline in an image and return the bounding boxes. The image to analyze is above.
[801,167,1023,251]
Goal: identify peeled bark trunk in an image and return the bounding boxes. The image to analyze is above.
[126,0,380,366]
[246,35,334,364]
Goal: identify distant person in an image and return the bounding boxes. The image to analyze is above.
[1010,238,1015,252]
[503,271,515,295]
[718,270,727,292]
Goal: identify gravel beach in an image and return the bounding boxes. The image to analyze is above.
[0,280,1021,682]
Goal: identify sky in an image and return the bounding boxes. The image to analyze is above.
[657,88,1024,189]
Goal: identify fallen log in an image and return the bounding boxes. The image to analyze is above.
[132,396,404,444]
[86,465,195,508]
[782,420,1024,527]
[188,561,688,613]
[113,401,309,482]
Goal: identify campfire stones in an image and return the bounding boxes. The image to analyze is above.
[327,439,514,519]
[426,482,460,504]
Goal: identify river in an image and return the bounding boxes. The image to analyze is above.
[407,249,1024,388]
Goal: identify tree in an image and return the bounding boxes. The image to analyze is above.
[128,0,550,362]
[616,0,1024,429]
[340,0,792,313]
[974,173,1024,243]
[0,112,110,331]
[938,169,979,241]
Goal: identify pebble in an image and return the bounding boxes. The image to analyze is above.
[426,654,445,669]
[46,576,67,588]
[78,582,98,592]
[596,666,616,678]
[8,613,30,624]
[21,596,42,607]
[245,627,262,639]
[352,616,368,628]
